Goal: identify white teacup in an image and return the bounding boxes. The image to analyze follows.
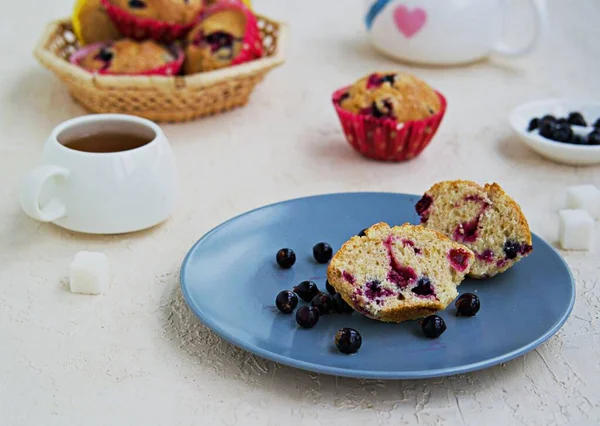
[20,114,178,234]
[365,0,548,66]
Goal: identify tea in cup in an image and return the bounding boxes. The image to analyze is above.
[20,114,178,234]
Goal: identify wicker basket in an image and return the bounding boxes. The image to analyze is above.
[34,17,287,123]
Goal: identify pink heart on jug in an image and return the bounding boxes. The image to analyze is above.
[393,5,427,38]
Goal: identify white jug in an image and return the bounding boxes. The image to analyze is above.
[365,0,547,66]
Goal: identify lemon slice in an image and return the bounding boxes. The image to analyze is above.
[240,0,252,9]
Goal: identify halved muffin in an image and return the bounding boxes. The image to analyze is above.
[416,180,533,278]
[327,222,474,323]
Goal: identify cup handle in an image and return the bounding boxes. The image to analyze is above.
[20,165,70,222]
[492,0,548,57]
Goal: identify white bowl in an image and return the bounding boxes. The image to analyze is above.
[509,99,600,166]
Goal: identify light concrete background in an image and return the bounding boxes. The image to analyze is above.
[1,0,599,424]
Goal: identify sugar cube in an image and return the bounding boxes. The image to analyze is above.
[566,184,600,219]
[558,210,595,251]
[69,251,110,295]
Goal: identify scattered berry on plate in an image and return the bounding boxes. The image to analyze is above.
[588,130,600,145]
[313,242,333,264]
[310,292,334,315]
[276,248,296,269]
[593,118,600,129]
[333,293,354,314]
[293,281,319,302]
[335,328,362,354]
[421,315,447,338]
[527,117,539,132]
[325,280,336,295]
[275,290,298,314]
[455,293,481,317]
[568,112,587,127]
[296,306,320,328]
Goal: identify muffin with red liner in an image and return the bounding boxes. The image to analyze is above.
[100,0,204,42]
[333,72,447,162]
[71,39,184,75]
[184,0,263,74]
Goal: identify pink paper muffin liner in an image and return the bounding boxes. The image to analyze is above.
[100,0,199,43]
[70,42,185,76]
[332,87,447,162]
[201,0,264,66]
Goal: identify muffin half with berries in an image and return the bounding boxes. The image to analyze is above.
[71,39,184,75]
[415,180,533,278]
[100,0,204,42]
[332,72,447,162]
[327,222,474,323]
[184,0,262,74]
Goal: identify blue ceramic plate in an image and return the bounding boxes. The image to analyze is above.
[180,193,575,379]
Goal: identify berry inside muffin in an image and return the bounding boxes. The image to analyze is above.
[416,180,533,278]
[77,39,177,74]
[338,72,441,122]
[108,0,204,24]
[184,8,248,73]
[327,223,474,323]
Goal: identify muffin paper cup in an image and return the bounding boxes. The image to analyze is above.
[201,0,263,66]
[332,87,447,162]
[70,42,185,76]
[100,0,198,43]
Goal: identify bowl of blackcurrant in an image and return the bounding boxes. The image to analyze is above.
[509,99,600,166]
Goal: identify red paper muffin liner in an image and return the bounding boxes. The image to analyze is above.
[100,0,198,43]
[70,42,185,76]
[332,87,447,162]
[201,0,264,66]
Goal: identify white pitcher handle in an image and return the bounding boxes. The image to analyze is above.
[20,165,70,222]
[493,0,547,57]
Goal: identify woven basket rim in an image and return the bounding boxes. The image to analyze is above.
[34,15,288,89]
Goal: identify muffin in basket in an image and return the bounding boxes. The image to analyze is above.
[100,0,204,42]
[207,0,252,8]
[184,0,263,74]
[415,180,533,278]
[332,72,447,162]
[327,222,474,323]
[73,0,122,44]
[71,39,184,75]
